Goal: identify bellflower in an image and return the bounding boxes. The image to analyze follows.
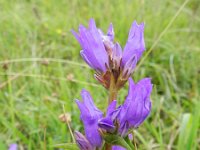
[76,89,103,148]
[72,19,109,73]
[98,78,152,137]
[72,19,152,149]
[118,78,152,136]
[121,21,145,77]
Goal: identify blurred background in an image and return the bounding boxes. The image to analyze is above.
[0,0,199,149]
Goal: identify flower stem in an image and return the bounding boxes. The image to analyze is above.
[106,74,118,150]
[108,74,118,104]
[105,144,112,150]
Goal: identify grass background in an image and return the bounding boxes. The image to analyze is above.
[0,0,200,149]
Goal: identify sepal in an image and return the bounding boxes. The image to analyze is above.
[100,132,132,150]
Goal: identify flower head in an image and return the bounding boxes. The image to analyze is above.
[76,89,103,148]
[98,78,152,137]
[72,19,145,90]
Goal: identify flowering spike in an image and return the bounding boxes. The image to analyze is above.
[72,19,152,149]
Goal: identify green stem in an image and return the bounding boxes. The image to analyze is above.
[106,74,118,150]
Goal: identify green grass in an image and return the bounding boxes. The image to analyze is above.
[0,0,200,149]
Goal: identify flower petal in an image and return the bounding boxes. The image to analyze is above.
[81,89,103,117]
[76,89,103,147]
[106,100,117,117]
[72,19,108,72]
[84,121,103,147]
[107,23,114,41]
[98,117,115,132]
[74,131,94,150]
[118,78,152,135]
[122,21,145,67]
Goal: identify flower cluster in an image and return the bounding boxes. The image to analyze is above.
[72,19,152,150]
[72,19,145,90]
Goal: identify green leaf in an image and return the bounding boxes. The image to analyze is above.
[102,133,132,150]
[178,102,200,150]
[52,143,79,150]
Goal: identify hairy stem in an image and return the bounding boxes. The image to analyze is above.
[108,74,118,104]
[106,74,118,150]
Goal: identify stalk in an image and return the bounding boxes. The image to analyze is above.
[106,74,118,150]
[105,144,112,150]
[108,74,118,104]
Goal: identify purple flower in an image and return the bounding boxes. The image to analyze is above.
[76,89,103,148]
[73,19,146,89]
[72,19,109,73]
[8,144,17,150]
[122,21,145,70]
[120,21,145,78]
[118,78,152,136]
[74,131,94,150]
[98,78,152,137]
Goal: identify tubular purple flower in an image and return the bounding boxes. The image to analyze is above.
[72,19,146,90]
[122,21,145,67]
[74,131,94,150]
[118,78,152,136]
[76,89,103,148]
[72,19,152,149]
[72,19,109,72]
